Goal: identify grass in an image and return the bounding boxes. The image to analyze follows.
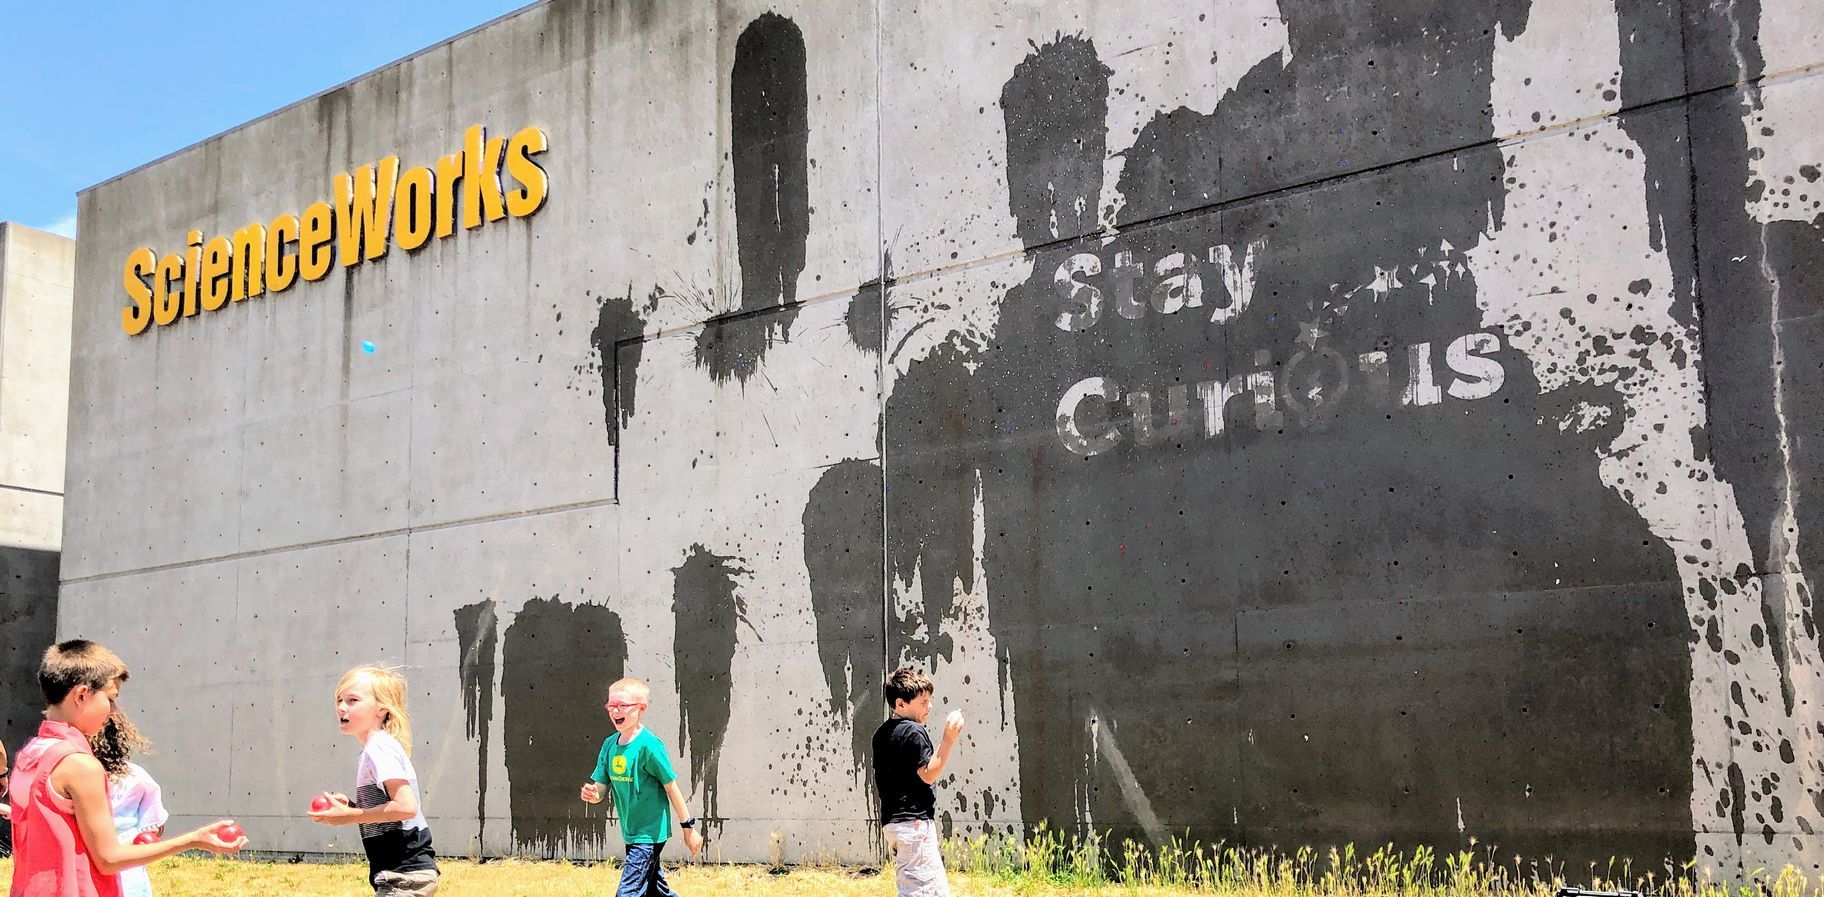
[3,831,1821,897]
[941,827,1824,897]
[0,856,1052,897]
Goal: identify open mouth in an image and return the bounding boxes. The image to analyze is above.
[611,714,628,726]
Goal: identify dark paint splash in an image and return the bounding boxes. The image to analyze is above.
[1614,0,1695,329]
[589,289,646,447]
[847,252,894,355]
[804,459,886,784]
[1001,35,1110,245]
[875,16,1693,862]
[1684,0,1824,850]
[696,12,809,384]
[881,341,981,665]
[501,596,627,857]
[672,545,752,827]
[454,599,499,846]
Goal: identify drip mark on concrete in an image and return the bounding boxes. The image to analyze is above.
[805,460,887,784]
[454,599,499,846]
[501,596,627,857]
[697,13,809,384]
[673,545,755,829]
[588,289,646,448]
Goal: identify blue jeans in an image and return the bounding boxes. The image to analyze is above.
[617,842,677,897]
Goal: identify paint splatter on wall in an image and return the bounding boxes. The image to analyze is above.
[73,0,1824,873]
[673,545,754,830]
[501,596,627,857]
[804,460,886,789]
[696,12,810,384]
[539,0,1818,869]
[454,599,499,844]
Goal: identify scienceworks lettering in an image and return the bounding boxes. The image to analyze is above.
[118,124,550,336]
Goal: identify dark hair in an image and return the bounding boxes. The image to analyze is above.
[884,667,935,706]
[89,710,152,777]
[39,640,129,706]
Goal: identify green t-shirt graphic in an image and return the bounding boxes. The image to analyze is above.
[590,728,677,843]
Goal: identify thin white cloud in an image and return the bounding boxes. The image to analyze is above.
[36,211,77,238]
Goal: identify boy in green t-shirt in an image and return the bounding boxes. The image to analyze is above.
[580,677,704,896]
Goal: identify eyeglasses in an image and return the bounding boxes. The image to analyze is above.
[605,702,646,712]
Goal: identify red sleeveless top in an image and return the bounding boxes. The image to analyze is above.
[7,720,121,897]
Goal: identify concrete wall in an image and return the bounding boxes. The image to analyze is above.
[0,223,71,554]
[63,0,1824,874]
[0,222,74,851]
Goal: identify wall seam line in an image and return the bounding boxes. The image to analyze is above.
[62,495,624,586]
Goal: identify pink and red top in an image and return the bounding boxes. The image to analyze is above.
[7,720,122,897]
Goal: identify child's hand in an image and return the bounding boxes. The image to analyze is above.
[0,802,9,821]
[684,827,705,856]
[191,820,248,853]
[579,782,605,804]
[943,709,966,742]
[308,794,360,827]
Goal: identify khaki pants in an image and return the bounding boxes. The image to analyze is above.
[883,819,951,897]
[374,869,440,897]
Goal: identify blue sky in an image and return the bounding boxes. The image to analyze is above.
[0,1,533,237]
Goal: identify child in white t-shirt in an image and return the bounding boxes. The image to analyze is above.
[91,711,170,897]
[309,665,439,896]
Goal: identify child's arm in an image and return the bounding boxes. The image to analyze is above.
[660,780,704,855]
[58,753,243,872]
[579,738,613,805]
[916,712,967,785]
[307,779,419,826]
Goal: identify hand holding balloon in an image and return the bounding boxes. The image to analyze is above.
[308,792,358,826]
[188,820,247,853]
[943,708,965,742]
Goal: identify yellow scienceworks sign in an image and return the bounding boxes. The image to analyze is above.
[119,124,549,336]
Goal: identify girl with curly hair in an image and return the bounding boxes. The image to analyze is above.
[89,711,168,897]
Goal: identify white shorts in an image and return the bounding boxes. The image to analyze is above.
[373,869,440,897]
[883,818,951,897]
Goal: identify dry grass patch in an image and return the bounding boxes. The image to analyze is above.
[1,857,1110,897]
[6,835,1824,897]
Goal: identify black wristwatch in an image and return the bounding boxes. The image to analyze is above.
[680,817,697,829]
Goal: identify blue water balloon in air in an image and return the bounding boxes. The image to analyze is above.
[360,340,376,354]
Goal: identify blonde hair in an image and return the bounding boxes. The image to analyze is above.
[337,665,414,756]
[607,677,651,703]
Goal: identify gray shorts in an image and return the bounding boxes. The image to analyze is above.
[883,819,952,897]
[374,869,440,897]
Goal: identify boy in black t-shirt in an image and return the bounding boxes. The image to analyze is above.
[872,668,964,897]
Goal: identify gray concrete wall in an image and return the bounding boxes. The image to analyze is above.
[0,222,73,851]
[0,223,71,552]
[62,0,1824,875]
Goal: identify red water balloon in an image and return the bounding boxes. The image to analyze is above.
[218,823,245,842]
[309,794,332,812]
[132,831,158,845]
